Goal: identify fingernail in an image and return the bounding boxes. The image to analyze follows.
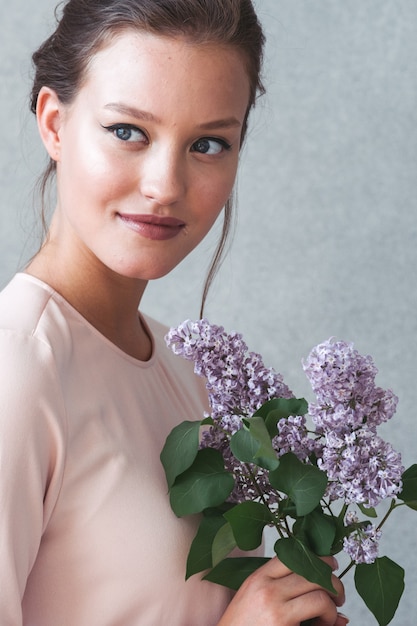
[337,613,349,624]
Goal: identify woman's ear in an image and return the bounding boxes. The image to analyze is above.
[36,86,64,162]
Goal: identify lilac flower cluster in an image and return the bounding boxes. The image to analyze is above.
[166,321,403,563]
[166,319,292,425]
[343,513,382,564]
[275,414,316,462]
[166,319,294,503]
[303,339,398,431]
[303,339,403,507]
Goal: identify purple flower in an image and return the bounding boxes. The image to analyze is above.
[274,415,316,462]
[302,338,402,506]
[167,321,403,517]
[343,523,382,564]
[166,319,292,427]
[316,429,403,506]
[303,338,398,434]
[166,319,295,504]
[303,339,377,402]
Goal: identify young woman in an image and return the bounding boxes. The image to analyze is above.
[0,1,348,624]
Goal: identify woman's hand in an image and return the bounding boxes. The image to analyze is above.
[217,556,347,626]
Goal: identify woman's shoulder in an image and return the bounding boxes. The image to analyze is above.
[0,273,75,375]
[0,276,68,452]
[0,272,56,336]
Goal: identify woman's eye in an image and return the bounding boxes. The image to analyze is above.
[105,124,147,143]
[191,137,231,155]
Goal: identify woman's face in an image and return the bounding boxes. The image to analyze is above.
[48,31,250,281]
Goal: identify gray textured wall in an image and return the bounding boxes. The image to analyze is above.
[1,0,416,623]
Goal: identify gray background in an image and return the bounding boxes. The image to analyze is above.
[1,0,416,623]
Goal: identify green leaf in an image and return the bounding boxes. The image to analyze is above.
[186,513,227,579]
[269,453,328,516]
[354,557,405,626]
[212,522,237,566]
[169,448,234,516]
[398,464,417,510]
[274,537,336,594]
[203,557,270,590]
[230,416,279,470]
[160,420,202,488]
[358,503,378,518]
[229,427,259,463]
[293,510,337,556]
[254,398,308,438]
[225,501,272,551]
[278,497,298,518]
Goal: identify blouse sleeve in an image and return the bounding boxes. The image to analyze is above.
[0,330,67,624]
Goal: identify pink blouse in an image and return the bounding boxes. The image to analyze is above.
[0,273,234,625]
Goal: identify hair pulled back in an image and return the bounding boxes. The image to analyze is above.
[31,0,265,311]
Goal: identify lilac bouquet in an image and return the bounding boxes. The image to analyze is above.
[160,319,417,626]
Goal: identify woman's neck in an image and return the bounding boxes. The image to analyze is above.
[26,243,153,362]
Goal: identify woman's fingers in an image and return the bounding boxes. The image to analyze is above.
[257,556,345,606]
[287,589,339,625]
[218,555,346,626]
[257,554,338,581]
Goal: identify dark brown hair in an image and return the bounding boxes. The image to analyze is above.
[30,0,265,313]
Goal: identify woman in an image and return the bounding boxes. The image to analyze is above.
[0,0,348,623]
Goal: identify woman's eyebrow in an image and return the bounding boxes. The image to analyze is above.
[103,102,241,130]
[197,117,242,131]
[104,102,160,122]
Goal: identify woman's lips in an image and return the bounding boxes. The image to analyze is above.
[118,213,185,241]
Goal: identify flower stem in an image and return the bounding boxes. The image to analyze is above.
[244,463,287,539]
[339,560,355,579]
[377,498,398,532]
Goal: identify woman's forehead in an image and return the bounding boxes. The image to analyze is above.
[79,31,251,122]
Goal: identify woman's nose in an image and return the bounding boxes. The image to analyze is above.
[139,145,186,206]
